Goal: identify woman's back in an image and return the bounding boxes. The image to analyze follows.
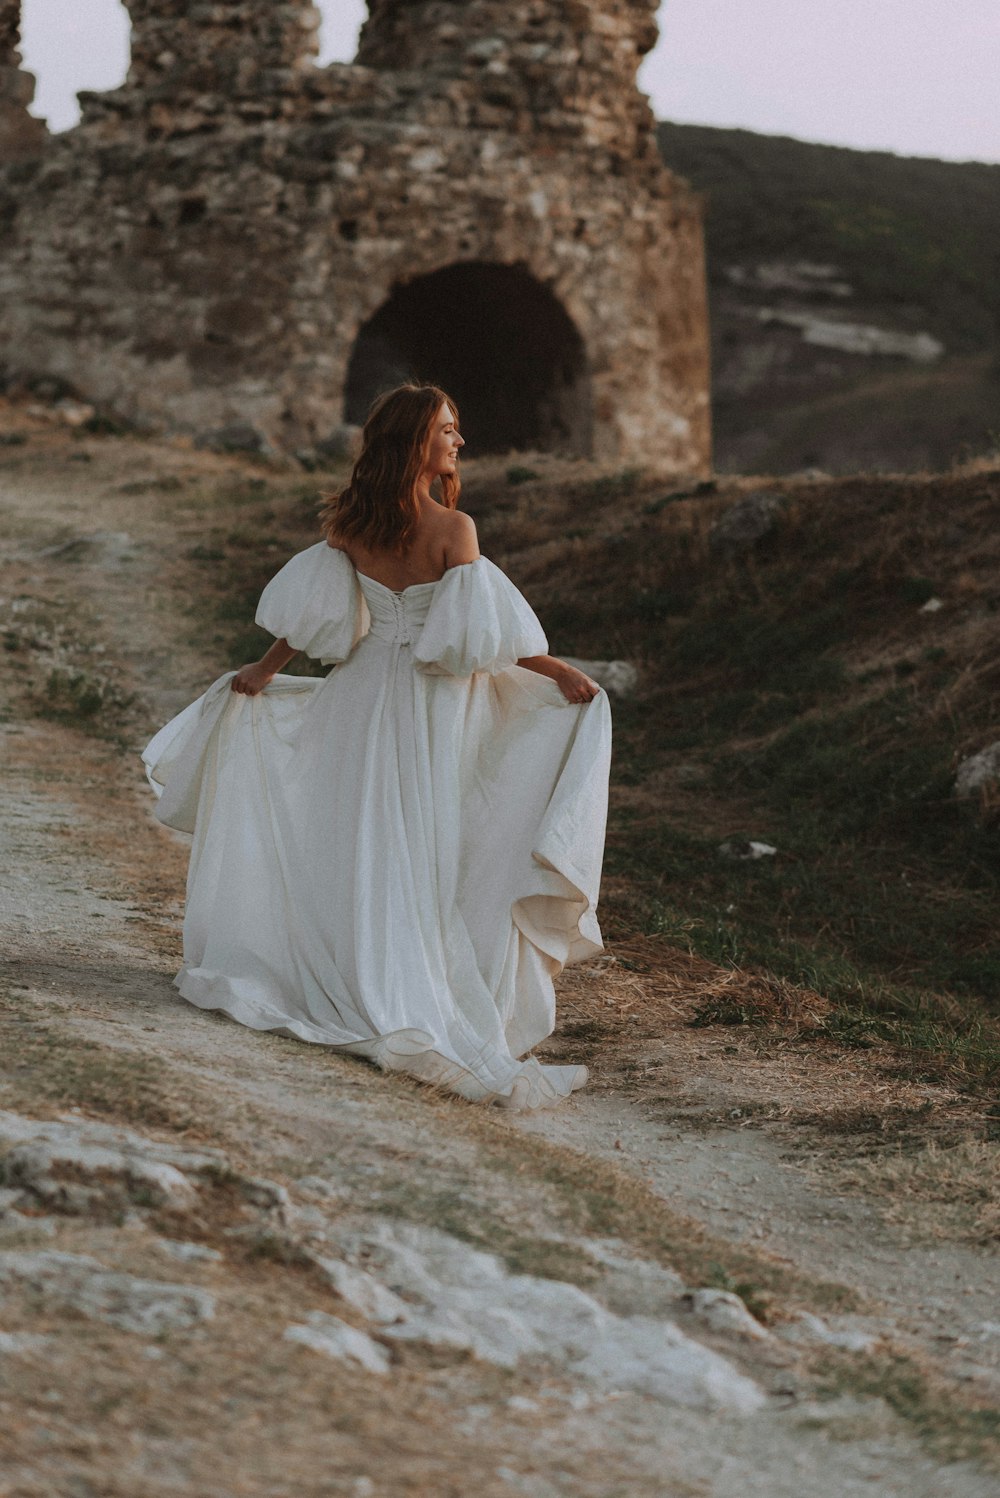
[331,502,479,592]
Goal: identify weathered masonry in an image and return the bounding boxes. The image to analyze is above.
[0,0,710,469]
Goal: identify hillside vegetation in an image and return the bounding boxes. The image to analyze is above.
[658,124,1000,350]
[656,124,1000,473]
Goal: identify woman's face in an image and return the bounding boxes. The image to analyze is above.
[423,403,464,479]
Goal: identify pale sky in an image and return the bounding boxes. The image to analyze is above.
[19,0,1000,164]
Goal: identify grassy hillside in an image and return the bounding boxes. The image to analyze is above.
[185,454,1000,1091]
[656,125,1000,473]
[657,123,1000,350]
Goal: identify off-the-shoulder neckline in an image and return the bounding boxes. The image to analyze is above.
[323,545,483,596]
[355,571,439,596]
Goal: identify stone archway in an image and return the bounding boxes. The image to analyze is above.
[344,261,593,457]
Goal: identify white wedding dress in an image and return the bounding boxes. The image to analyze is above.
[142,543,611,1110]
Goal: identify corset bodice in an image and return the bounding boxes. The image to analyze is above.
[357,574,438,646]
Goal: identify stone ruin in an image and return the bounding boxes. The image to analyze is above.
[0,0,710,469]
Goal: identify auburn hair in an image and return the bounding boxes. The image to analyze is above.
[320,384,461,553]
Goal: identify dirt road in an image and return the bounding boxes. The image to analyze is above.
[1,420,997,1496]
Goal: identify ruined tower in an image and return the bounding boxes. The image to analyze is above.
[0,0,710,469]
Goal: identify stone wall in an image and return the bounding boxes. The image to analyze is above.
[0,0,46,160]
[0,0,710,470]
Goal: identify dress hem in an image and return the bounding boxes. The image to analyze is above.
[175,968,588,1113]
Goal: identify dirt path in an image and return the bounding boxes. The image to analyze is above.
[1,422,997,1496]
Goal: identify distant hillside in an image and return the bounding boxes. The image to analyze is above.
[656,124,1000,474]
[657,124,1000,348]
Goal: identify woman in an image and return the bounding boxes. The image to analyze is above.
[143,384,611,1110]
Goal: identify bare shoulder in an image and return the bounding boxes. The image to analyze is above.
[441,508,478,541]
[439,508,480,567]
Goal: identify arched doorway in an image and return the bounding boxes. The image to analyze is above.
[344,262,592,456]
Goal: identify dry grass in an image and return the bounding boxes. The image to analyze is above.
[0,987,199,1134]
[812,1343,1000,1469]
[543,927,990,1161]
[549,935,831,1055]
[832,1137,1000,1245]
[687,969,832,1032]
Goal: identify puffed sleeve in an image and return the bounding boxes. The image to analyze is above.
[413,557,548,677]
[255,543,370,664]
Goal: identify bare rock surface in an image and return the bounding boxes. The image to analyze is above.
[284,1312,392,1375]
[580,1238,686,1317]
[515,1094,1000,1373]
[4,1138,196,1213]
[684,1288,773,1342]
[0,1250,215,1334]
[0,1109,227,1214]
[154,1238,224,1265]
[757,310,944,362]
[778,1310,878,1354]
[0,1209,56,1240]
[0,1329,51,1356]
[718,838,778,861]
[0,1109,225,1168]
[709,490,786,552]
[312,1254,410,1325]
[955,741,1000,797]
[335,1217,766,1412]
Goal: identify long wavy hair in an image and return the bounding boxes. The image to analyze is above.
[320,384,461,553]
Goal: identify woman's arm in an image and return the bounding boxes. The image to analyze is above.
[231,637,299,695]
[517,654,600,704]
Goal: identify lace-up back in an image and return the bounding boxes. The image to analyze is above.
[356,573,438,646]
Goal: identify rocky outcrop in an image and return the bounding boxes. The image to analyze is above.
[319,1216,767,1412]
[757,310,944,363]
[954,742,1000,799]
[684,1288,772,1342]
[709,490,786,554]
[285,1311,392,1374]
[0,1250,215,1333]
[0,1109,772,1412]
[0,1109,228,1215]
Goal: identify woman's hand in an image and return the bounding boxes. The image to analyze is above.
[231,662,275,696]
[230,638,298,695]
[516,654,601,704]
[553,662,601,704]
